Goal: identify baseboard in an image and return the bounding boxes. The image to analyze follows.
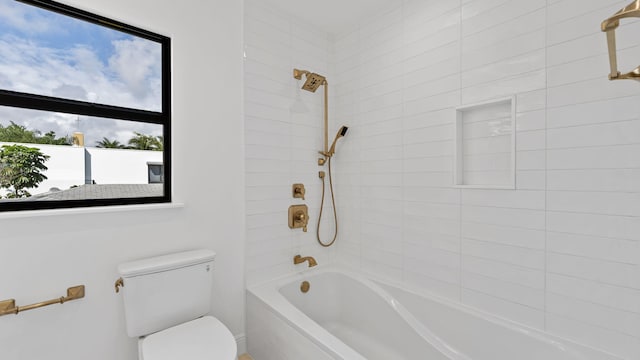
[235,333,247,355]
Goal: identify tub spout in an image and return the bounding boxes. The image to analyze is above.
[293,255,317,268]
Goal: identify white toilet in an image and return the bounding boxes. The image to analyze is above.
[117,249,237,360]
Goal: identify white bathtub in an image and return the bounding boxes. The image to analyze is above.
[247,267,620,360]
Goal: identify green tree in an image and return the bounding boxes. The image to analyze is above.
[127,132,163,151]
[96,137,125,149]
[0,121,71,145]
[0,144,50,198]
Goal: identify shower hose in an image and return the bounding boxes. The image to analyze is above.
[317,157,338,247]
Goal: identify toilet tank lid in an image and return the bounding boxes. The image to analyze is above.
[118,249,216,278]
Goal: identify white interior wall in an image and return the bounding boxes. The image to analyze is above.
[331,1,640,359]
[245,0,639,359]
[0,1,245,359]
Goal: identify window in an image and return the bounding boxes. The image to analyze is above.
[147,162,164,184]
[0,0,171,211]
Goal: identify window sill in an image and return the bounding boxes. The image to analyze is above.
[0,202,185,220]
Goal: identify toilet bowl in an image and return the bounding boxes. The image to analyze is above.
[117,249,237,360]
[139,316,236,360]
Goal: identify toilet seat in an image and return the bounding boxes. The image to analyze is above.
[139,316,237,360]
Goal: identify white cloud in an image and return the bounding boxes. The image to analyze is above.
[0,29,163,147]
[108,38,161,100]
[0,1,56,35]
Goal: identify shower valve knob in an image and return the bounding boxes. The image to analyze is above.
[292,184,306,200]
[288,205,309,233]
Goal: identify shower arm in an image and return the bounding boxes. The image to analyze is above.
[601,0,640,80]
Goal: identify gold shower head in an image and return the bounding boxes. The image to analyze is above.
[293,68,326,93]
[302,73,326,92]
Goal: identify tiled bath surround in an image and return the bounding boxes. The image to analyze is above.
[244,0,337,285]
[244,0,640,358]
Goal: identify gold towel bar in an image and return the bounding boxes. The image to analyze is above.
[601,0,640,80]
[0,285,85,317]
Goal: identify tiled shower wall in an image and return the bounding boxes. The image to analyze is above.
[331,0,640,358]
[244,0,336,285]
[245,0,640,358]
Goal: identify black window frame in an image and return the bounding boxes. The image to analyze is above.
[0,0,171,212]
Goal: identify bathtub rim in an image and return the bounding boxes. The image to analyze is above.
[248,268,367,359]
[247,265,623,360]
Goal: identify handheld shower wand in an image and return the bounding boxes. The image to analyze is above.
[328,126,349,157]
[316,125,348,248]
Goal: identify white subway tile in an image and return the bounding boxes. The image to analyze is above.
[547,119,640,149]
[547,292,640,338]
[462,238,545,270]
[462,221,545,250]
[516,90,547,112]
[463,255,545,289]
[547,231,639,264]
[405,270,461,301]
[405,186,461,204]
[462,30,545,71]
[462,205,545,230]
[405,215,460,237]
[462,271,545,309]
[462,8,545,53]
[547,95,640,129]
[546,6,616,46]
[546,314,640,359]
[404,42,460,74]
[515,130,546,151]
[462,69,546,104]
[462,288,545,329]
[516,150,546,170]
[547,273,640,313]
[516,170,546,190]
[462,50,545,88]
[405,201,460,220]
[546,0,615,26]
[548,191,640,217]
[516,110,546,132]
[548,252,639,289]
[405,140,454,158]
[462,0,545,38]
[547,144,640,170]
[548,78,638,108]
[546,32,604,67]
[547,211,640,241]
[404,156,454,173]
[404,8,461,45]
[461,189,545,210]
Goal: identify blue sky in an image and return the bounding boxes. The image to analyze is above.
[0,1,130,63]
[0,0,162,146]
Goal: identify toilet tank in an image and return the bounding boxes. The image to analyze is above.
[118,249,216,338]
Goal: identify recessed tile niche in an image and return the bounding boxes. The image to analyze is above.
[454,97,516,189]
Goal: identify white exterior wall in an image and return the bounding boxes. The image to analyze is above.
[0,1,245,360]
[88,147,163,185]
[0,142,86,195]
[0,143,163,195]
